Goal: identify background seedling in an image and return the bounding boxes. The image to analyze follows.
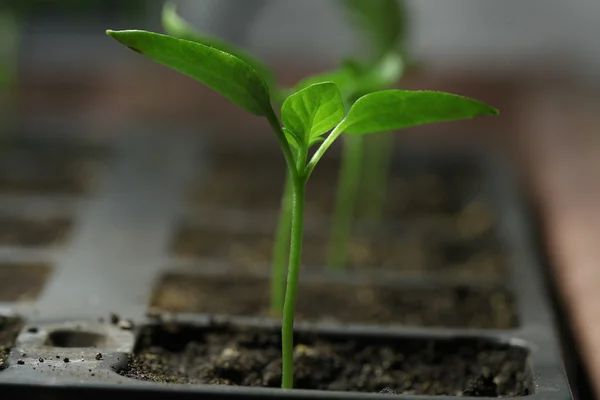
[160,0,408,311]
[107,28,498,389]
[323,0,411,269]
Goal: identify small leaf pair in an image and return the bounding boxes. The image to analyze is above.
[282,83,343,152]
[281,81,498,169]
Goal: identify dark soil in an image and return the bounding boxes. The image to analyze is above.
[0,142,106,195]
[151,273,517,329]
[0,262,52,302]
[123,323,532,396]
[170,214,505,279]
[0,317,23,369]
[191,151,482,218]
[0,216,73,247]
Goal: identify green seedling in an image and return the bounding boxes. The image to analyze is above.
[161,1,291,317]
[159,0,406,310]
[346,0,409,220]
[321,0,411,269]
[106,28,498,388]
[162,1,276,92]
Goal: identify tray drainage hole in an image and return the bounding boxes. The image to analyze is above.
[45,330,106,348]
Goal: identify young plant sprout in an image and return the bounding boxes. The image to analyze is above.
[347,0,414,223]
[323,0,411,269]
[161,1,290,316]
[296,49,406,270]
[160,0,405,309]
[107,28,498,389]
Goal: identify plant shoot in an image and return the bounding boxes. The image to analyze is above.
[107,28,497,389]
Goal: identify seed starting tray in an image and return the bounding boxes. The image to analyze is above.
[0,119,571,399]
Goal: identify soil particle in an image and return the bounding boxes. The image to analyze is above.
[110,313,120,325]
[0,317,23,369]
[123,324,532,396]
[152,273,517,329]
[63,357,70,363]
[38,358,43,362]
[16,360,24,365]
[27,327,38,333]
[95,353,103,360]
[462,373,498,396]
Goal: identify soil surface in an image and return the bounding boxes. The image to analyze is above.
[0,143,105,195]
[0,317,23,369]
[0,262,52,302]
[170,209,504,279]
[123,324,532,396]
[0,216,72,247]
[191,151,482,218]
[151,273,517,329]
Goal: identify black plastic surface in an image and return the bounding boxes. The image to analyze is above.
[0,119,572,399]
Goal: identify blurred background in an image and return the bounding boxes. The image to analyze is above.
[1,0,600,397]
[3,0,599,132]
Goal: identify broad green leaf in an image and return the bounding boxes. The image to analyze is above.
[293,60,366,108]
[161,1,274,83]
[342,0,407,57]
[281,82,344,148]
[106,30,271,116]
[340,90,498,135]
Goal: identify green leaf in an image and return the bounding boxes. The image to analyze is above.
[161,1,274,83]
[293,60,367,108]
[106,30,272,116]
[342,0,407,56]
[281,82,345,149]
[340,90,498,135]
